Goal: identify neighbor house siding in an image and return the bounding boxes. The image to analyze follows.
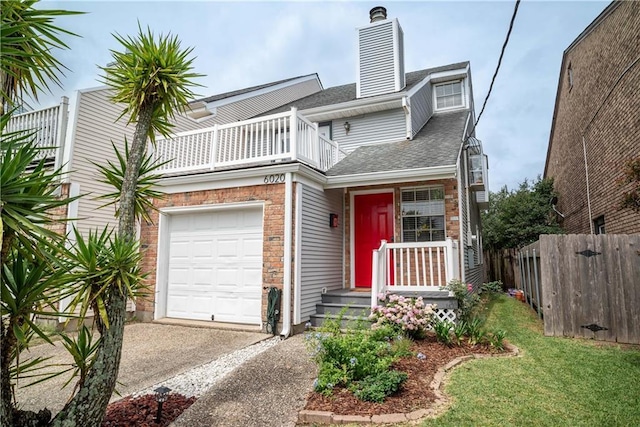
[409,80,433,137]
[332,108,406,153]
[67,88,202,236]
[299,186,344,321]
[214,78,322,124]
[545,1,640,234]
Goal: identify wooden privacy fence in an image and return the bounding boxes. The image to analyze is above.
[484,248,521,288]
[520,234,640,344]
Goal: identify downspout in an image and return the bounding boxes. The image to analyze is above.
[581,135,594,234]
[280,172,293,338]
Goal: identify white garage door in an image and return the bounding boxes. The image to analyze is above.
[166,207,263,325]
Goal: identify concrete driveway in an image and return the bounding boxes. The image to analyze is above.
[14,323,266,414]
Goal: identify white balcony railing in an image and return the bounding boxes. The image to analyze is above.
[153,108,347,174]
[371,239,460,308]
[6,97,69,168]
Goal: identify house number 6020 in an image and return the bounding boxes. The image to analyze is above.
[264,174,285,184]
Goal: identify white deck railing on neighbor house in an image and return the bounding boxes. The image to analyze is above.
[6,97,69,167]
[153,108,347,174]
[371,239,460,308]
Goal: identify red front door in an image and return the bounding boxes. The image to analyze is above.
[354,193,394,288]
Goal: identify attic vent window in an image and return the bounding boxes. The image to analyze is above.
[567,62,574,90]
[435,81,464,110]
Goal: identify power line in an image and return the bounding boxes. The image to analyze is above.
[467,0,521,140]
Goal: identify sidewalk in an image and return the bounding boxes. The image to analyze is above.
[171,334,316,427]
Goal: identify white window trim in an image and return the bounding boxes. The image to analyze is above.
[433,79,468,112]
[400,186,447,243]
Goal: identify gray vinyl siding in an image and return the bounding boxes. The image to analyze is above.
[300,186,343,321]
[460,151,484,290]
[214,79,321,124]
[358,21,396,97]
[397,25,405,89]
[332,108,406,153]
[68,89,201,236]
[409,81,433,137]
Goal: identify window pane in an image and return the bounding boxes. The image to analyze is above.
[403,230,416,242]
[431,229,445,241]
[436,85,445,97]
[402,191,415,202]
[430,188,444,200]
[402,217,416,230]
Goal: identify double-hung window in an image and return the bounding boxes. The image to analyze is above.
[401,187,446,242]
[435,81,464,110]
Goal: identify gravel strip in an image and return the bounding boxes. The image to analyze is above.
[135,336,281,398]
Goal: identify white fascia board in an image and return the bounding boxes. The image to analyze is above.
[429,64,470,83]
[204,74,321,110]
[158,163,327,194]
[324,164,457,189]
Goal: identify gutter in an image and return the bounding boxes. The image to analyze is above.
[280,172,293,338]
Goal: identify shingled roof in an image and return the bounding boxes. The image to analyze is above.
[326,109,469,176]
[193,73,318,104]
[258,62,469,116]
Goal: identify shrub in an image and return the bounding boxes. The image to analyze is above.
[370,292,436,339]
[488,329,507,351]
[453,320,468,346]
[466,317,487,346]
[481,280,504,294]
[306,312,406,398]
[433,318,454,346]
[442,279,481,322]
[350,370,408,403]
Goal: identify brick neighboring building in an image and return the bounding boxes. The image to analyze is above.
[544,0,640,234]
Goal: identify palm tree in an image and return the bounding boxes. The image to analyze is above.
[50,26,201,426]
[0,0,82,114]
[1,1,80,424]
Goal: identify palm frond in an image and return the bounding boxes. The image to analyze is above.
[93,138,167,224]
[100,23,203,141]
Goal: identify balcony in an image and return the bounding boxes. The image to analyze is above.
[6,97,69,169]
[152,108,347,175]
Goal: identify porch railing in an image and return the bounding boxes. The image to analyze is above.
[6,97,69,168]
[152,107,347,174]
[371,239,460,308]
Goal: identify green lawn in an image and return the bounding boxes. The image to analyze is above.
[420,294,640,427]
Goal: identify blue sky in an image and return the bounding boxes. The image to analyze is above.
[40,0,609,192]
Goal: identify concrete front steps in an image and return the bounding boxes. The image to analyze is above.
[309,289,458,328]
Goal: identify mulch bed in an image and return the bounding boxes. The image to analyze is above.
[102,394,196,427]
[304,335,499,416]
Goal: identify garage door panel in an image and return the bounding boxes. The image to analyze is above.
[242,268,262,288]
[243,237,263,258]
[217,239,239,258]
[166,207,263,325]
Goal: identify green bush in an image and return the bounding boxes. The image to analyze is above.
[481,280,504,294]
[453,320,468,346]
[488,329,507,351]
[433,318,454,346]
[350,370,408,403]
[442,279,481,322]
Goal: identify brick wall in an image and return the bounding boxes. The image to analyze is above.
[48,183,70,236]
[545,1,640,234]
[343,178,460,286]
[138,183,289,327]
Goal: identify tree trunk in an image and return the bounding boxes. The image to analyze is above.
[50,103,155,427]
[1,318,17,425]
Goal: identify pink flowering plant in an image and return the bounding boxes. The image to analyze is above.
[369,292,436,339]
